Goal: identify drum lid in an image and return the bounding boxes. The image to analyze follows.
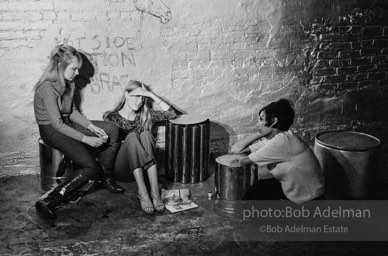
[315,131,380,151]
[170,114,208,125]
[216,154,245,167]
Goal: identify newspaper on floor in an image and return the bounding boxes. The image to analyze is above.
[161,188,198,213]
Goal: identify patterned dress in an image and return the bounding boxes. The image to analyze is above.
[104,108,178,140]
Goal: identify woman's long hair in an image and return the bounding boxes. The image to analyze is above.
[34,45,82,90]
[103,80,153,131]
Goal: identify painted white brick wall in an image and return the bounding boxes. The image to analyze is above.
[4,0,383,177]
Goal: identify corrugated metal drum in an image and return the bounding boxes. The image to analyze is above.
[314,131,380,199]
[165,114,210,184]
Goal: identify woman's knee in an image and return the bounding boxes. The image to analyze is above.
[139,131,156,158]
[123,132,140,145]
[104,122,120,142]
[140,131,154,142]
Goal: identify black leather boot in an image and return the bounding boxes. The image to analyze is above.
[100,167,124,193]
[35,174,88,220]
[35,191,63,220]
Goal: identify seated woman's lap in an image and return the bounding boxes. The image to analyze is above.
[39,124,100,178]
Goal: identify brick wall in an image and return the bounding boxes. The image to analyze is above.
[293,3,388,148]
[0,0,387,177]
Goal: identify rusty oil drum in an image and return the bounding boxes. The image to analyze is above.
[39,139,73,191]
[314,131,380,199]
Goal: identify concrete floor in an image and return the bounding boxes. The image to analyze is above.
[2,164,388,255]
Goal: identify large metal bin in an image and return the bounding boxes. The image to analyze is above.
[314,131,380,199]
[39,139,73,191]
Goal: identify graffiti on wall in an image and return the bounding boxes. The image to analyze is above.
[133,0,172,23]
[54,35,137,94]
[51,0,172,94]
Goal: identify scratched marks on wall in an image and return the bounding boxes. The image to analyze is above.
[133,0,172,24]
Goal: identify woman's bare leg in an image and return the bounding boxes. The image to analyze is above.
[133,168,154,214]
[147,164,165,212]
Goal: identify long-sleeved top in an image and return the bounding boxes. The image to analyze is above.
[104,108,178,140]
[248,130,324,204]
[34,80,91,141]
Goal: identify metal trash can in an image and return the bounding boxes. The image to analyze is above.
[39,139,73,191]
[314,131,380,199]
[213,154,273,218]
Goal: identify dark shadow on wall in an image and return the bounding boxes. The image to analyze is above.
[207,121,235,179]
[73,52,96,113]
[209,121,234,159]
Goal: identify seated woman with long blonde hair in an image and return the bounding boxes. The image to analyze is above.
[103,80,179,214]
[34,45,123,221]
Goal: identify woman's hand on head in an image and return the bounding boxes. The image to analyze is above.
[82,136,105,147]
[131,87,152,98]
[131,87,167,107]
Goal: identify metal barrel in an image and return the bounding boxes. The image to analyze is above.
[165,115,210,184]
[214,154,254,218]
[314,130,380,199]
[38,138,73,191]
[165,122,174,180]
[172,124,181,183]
[181,126,190,183]
[199,122,210,182]
[215,161,252,201]
[165,122,170,178]
[190,125,200,183]
[250,163,258,186]
[214,159,220,196]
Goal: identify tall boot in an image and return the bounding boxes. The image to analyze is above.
[98,142,124,193]
[35,174,88,220]
[100,167,124,193]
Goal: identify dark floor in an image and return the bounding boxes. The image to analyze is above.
[2,165,388,256]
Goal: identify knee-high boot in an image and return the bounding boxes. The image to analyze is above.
[35,174,89,220]
[98,142,124,193]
